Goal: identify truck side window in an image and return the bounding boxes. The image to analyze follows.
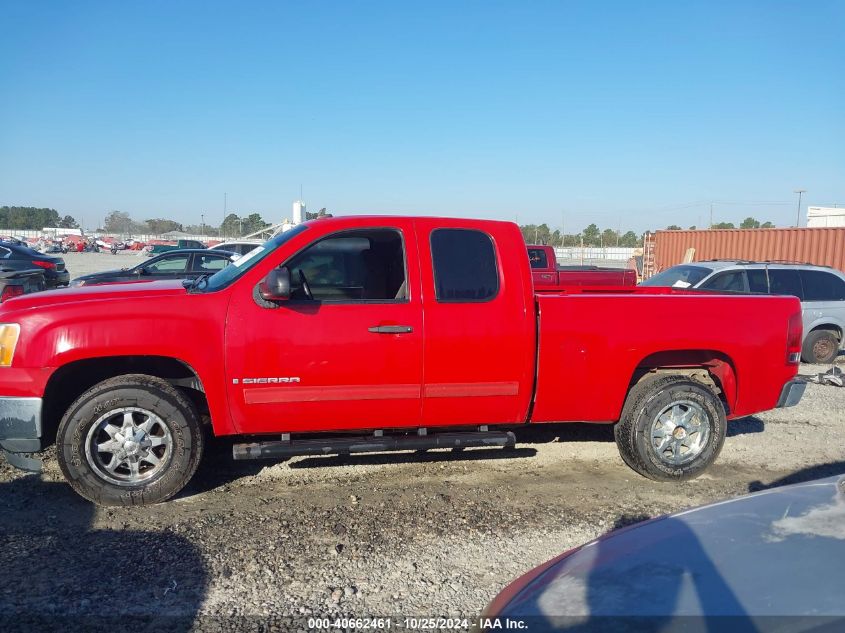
[430,228,499,302]
[527,248,548,269]
[747,269,769,293]
[285,229,407,302]
[800,270,845,301]
[768,269,803,300]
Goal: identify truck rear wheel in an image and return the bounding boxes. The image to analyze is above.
[614,375,726,481]
[801,329,840,364]
[56,374,203,506]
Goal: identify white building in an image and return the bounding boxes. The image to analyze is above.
[292,200,306,224]
[807,206,845,228]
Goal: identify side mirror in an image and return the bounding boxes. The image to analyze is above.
[138,268,149,276]
[259,266,291,301]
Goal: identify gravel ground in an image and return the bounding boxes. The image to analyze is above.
[1,253,844,629]
[61,249,151,280]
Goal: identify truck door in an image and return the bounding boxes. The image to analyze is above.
[225,223,423,434]
[416,220,536,426]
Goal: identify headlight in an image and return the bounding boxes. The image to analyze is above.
[0,323,20,367]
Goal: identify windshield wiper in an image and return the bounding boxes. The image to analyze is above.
[184,273,212,293]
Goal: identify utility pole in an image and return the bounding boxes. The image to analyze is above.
[794,189,806,227]
[709,203,714,229]
[561,211,565,247]
[201,214,205,239]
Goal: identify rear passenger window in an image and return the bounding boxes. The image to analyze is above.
[800,270,845,301]
[701,271,746,292]
[528,248,548,269]
[747,269,769,293]
[431,229,499,302]
[768,270,803,300]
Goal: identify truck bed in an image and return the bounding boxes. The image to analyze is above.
[530,290,800,423]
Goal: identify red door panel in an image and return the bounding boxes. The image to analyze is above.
[224,221,423,434]
[415,219,535,427]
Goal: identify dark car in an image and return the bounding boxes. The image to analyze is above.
[69,249,235,287]
[0,240,69,288]
[483,475,845,631]
[0,269,46,302]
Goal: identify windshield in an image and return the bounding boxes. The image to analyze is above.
[202,224,309,291]
[640,264,713,288]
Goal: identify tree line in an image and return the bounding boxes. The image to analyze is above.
[0,206,279,238]
[665,217,775,230]
[0,207,79,230]
[523,215,781,247]
[520,223,641,247]
[103,210,273,238]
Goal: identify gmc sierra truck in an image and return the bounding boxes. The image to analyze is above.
[527,244,637,289]
[0,216,805,505]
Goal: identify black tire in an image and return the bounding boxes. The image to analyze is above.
[801,329,840,364]
[614,375,726,482]
[56,374,203,506]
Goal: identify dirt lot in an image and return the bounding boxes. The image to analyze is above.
[61,249,151,279]
[1,253,844,627]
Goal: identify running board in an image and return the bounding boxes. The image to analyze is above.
[232,430,516,461]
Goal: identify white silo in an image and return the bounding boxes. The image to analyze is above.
[292,200,306,224]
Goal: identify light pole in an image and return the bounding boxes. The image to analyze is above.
[201,214,205,239]
[794,189,806,227]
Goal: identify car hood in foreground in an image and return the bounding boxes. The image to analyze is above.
[487,475,845,627]
[0,279,188,312]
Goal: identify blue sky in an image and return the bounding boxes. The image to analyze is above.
[1,0,843,233]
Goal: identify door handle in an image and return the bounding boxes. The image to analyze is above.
[368,325,413,334]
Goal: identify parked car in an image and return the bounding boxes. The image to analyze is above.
[642,260,845,364]
[483,474,845,629]
[69,249,235,287]
[147,239,206,256]
[0,269,46,302]
[0,240,69,288]
[528,245,637,289]
[209,240,263,258]
[0,216,804,505]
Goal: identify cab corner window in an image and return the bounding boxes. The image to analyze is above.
[285,229,407,302]
[430,228,499,302]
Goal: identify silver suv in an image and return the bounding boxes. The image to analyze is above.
[642,260,845,364]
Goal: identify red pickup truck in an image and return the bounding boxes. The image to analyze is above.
[0,216,805,505]
[527,244,637,289]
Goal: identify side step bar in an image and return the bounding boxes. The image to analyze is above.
[232,430,516,461]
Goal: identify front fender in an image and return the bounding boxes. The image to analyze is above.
[5,291,236,435]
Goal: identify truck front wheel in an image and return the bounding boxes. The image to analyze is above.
[56,374,204,506]
[614,375,726,481]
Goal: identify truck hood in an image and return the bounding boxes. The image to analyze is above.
[0,279,188,314]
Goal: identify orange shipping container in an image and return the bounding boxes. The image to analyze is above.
[652,227,845,276]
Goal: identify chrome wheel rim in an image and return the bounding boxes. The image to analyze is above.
[85,407,173,486]
[649,400,710,466]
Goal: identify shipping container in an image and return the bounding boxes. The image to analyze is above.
[651,227,845,277]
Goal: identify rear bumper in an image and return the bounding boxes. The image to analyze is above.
[46,270,70,287]
[776,379,806,408]
[0,396,43,472]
